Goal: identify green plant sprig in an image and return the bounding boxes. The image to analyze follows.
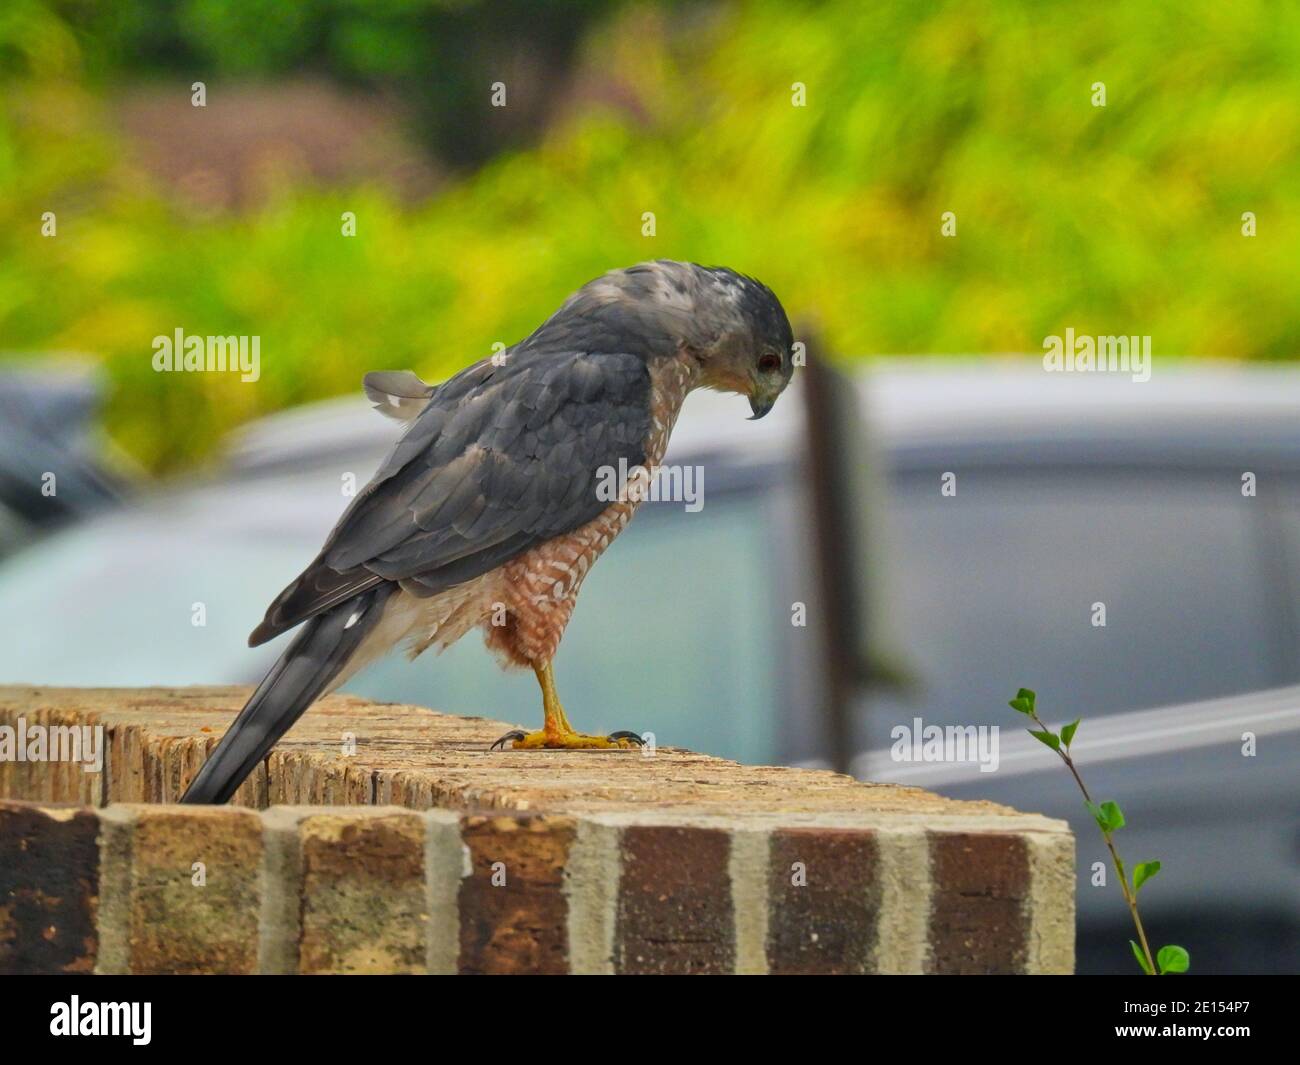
[1008,688,1189,976]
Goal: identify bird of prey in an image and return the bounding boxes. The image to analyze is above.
[181,260,794,804]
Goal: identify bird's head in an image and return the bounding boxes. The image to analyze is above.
[689,265,795,420]
[551,260,796,419]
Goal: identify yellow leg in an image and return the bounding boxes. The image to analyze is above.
[488,663,644,750]
[538,662,574,735]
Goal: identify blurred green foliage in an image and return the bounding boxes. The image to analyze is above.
[1,0,1298,472]
[38,0,617,165]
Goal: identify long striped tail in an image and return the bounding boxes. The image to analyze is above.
[181,583,394,804]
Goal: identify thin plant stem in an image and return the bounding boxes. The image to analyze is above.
[1028,710,1157,975]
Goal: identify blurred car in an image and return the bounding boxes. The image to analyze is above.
[0,362,128,556]
[0,357,1296,973]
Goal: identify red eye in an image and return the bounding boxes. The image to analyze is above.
[758,353,782,373]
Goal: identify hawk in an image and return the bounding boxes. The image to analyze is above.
[182,260,794,803]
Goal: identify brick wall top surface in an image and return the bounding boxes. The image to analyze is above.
[0,685,1056,830]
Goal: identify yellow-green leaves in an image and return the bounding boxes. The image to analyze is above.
[1008,688,1036,715]
[1029,728,1060,751]
[1133,861,1161,894]
[1087,799,1126,834]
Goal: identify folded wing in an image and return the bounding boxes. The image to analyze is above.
[249,350,652,646]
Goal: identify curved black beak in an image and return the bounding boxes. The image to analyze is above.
[748,394,776,420]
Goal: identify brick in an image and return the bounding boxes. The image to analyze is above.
[0,800,99,973]
[927,831,1031,974]
[0,707,46,803]
[458,815,575,974]
[125,806,263,974]
[298,809,427,974]
[616,825,733,974]
[0,703,14,801]
[52,707,106,806]
[0,688,1077,975]
[767,827,879,974]
[109,723,147,803]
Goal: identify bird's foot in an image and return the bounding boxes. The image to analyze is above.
[489,727,645,751]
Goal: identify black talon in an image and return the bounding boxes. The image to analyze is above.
[489,729,526,751]
[607,730,646,746]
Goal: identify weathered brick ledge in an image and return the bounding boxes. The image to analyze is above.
[0,686,1074,974]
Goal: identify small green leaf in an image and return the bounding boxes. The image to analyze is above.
[1060,718,1080,748]
[1017,688,1036,711]
[1130,940,1154,975]
[1008,696,1032,715]
[1100,800,1126,832]
[1029,729,1060,751]
[1133,861,1161,894]
[1085,800,1109,831]
[1157,945,1190,974]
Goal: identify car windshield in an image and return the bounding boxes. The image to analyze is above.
[857,467,1286,752]
[0,477,785,765]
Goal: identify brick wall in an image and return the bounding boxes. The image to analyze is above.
[0,686,1075,974]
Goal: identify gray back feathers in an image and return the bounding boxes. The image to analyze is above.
[250,260,786,646]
